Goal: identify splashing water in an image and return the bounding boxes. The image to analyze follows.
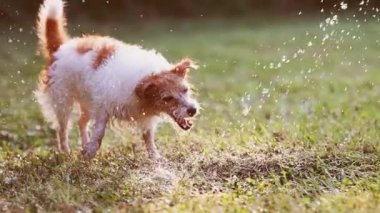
[341,2,348,10]
[245,0,379,121]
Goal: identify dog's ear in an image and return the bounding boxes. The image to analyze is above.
[171,58,198,78]
[135,81,159,100]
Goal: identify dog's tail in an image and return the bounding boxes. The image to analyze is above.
[37,0,68,61]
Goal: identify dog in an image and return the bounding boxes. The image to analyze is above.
[35,0,199,160]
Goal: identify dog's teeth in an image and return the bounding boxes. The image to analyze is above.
[172,115,193,130]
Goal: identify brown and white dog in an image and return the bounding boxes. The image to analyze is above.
[35,0,199,160]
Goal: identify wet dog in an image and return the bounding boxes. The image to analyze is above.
[35,0,199,160]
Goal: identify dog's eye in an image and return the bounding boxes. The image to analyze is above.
[162,96,174,102]
[183,88,188,93]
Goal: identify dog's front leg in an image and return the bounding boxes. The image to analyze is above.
[142,128,162,161]
[82,112,108,159]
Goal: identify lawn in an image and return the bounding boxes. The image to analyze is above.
[0,16,380,212]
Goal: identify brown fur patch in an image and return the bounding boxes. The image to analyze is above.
[135,71,196,130]
[93,44,116,69]
[45,18,67,59]
[136,72,189,115]
[76,44,93,54]
[76,36,98,54]
[76,36,117,69]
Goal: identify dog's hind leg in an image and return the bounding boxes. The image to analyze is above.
[78,105,90,148]
[54,97,74,153]
[35,85,74,153]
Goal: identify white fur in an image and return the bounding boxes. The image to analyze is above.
[40,0,65,19]
[35,0,198,158]
[37,36,172,127]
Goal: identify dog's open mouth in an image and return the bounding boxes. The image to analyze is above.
[171,114,193,130]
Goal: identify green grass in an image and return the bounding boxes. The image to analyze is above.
[1,16,380,212]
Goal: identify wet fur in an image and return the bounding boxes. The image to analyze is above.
[35,0,199,159]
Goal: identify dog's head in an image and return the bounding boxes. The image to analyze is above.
[136,58,199,130]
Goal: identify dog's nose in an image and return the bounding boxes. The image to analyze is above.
[187,107,197,117]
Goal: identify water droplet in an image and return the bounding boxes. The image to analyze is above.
[340,2,348,10]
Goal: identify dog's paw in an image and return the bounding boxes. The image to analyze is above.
[156,157,169,165]
[60,145,71,154]
[81,143,99,159]
[149,152,168,164]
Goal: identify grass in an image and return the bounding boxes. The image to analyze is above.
[0,15,380,212]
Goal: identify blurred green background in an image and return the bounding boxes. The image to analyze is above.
[2,0,380,22]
